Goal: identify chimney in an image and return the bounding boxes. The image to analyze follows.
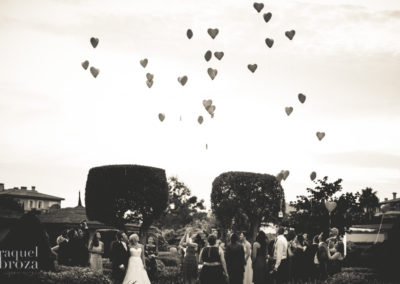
[393,192,397,200]
[21,186,27,191]
[0,183,4,191]
[385,198,388,201]
[31,186,36,191]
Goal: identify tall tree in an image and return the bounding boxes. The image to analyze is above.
[85,165,169,241]
[155,176,205,230]
[359,187,379,221]
[211,171,284,241]
[290,177,343,235]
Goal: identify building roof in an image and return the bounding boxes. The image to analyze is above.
[0,188,64,201]
[38,205,103,225]
[380,198,400,205]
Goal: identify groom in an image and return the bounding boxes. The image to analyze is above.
[110,231,130,284]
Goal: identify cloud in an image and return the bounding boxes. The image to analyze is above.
[316,151,400,169]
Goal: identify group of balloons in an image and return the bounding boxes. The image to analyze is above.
[81,37,100,78]
[80,3,328,160]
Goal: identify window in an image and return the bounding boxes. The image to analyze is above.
[30,200,33,208]
[38,201,42,209]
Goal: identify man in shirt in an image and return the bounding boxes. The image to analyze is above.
[273,227,289,284]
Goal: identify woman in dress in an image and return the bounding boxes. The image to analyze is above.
[89,230,104,273]
[199,234,228,284]
[327,241,344,275]
[183,243,198,284]
[252,230,268,284]
[240,232,253,284]
[122,234,151,284]
[145,235,158,282]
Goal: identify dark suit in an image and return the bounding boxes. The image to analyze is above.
[225,243,245,284]
[110,240,129,284]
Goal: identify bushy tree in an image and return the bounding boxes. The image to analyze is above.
[155,176,205,230]
[290,177,380,235]
[359,187,380,221]
[211,171,284,241]
[290,177,342,235]
[85,165,169,240]
[0,196,24,213]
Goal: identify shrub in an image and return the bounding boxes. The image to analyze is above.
[85,164,169,238]
[158,252,181,267]
[0,265,111,284]
[156,266,183,284]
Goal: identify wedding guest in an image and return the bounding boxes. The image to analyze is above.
[199,234,228,284]
[183,243,198,284]
[180,227,194,257]
[252,231,268,284]
[328,241,344,275]
[304,234,319,280]
[77,228,89,266]
[272,227,288,284]
[145,235,159,282]
[291,234,306,281]
[225,233,245,284]
[89,230,104,272]
[240,232,253,284]
[316,231,330,281]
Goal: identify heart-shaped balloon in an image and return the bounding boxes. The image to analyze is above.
[90,67,99,78]
[316,132,325,141]
[282,170,290,180]
[285,107,293,116]
[206,105,216,115]
[146,80,153,88]
[253,2,264,13]
[178,76,188,86]
[203,99,212,109]
[198,116,204,124]
[310,171,317,181]
[265,38,274,48]
[263,12,272,23]
[207,28,219,39]
[298,93,306,104]
[207,68,218,80]
[214,51,224,60]
[146,73,154,81]
[325,201,337,213]
[187,29,193,39]
[81,60,89,70]
[285,30,296,40]
[158,113,165,122]
[140,59,148,68]
[276,172,284,182]
[204,50,212,62]
[90,37,99,48]
[248,64,257,73]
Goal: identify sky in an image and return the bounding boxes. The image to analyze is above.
[0,0,399,210]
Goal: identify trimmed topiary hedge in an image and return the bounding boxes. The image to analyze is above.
[0,265,111,284]
[85,164,169,232]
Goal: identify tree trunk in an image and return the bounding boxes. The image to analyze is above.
[249,219,261,242]
[139,219,151,245]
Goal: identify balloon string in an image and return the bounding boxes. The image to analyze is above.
[374,214,384,244]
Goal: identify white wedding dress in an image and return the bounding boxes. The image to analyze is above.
[122,246,151,284]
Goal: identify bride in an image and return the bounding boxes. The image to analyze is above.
[122,234,151,284]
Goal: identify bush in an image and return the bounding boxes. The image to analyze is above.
[155,266,183,284]
[85,164,169,234]
[0,265,111,284]
[326,267,389,284]
[158,252,181,267]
